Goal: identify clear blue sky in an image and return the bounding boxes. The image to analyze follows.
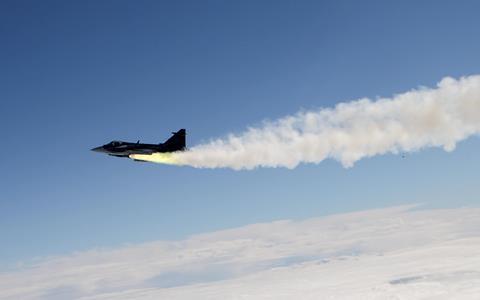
[1,0,479,267]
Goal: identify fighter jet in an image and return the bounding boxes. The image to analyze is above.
[91,129,186,159]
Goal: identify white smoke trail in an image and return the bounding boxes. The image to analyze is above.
[151,75,480,170]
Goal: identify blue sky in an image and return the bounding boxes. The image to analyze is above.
[1,0,479,267]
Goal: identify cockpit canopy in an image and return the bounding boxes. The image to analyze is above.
[109,141,122,147]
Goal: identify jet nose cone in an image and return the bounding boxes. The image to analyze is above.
[91,146,104,152]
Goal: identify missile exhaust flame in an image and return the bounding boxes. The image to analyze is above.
[129,153,180,165]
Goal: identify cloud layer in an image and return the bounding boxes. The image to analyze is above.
[2,205,480,299]
[157,75,480,169]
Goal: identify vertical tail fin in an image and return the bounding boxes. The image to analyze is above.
[163,129,186,151]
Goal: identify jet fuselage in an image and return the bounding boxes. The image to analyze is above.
[91,129,186,158]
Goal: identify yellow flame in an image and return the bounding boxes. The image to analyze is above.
[129,152,180,165]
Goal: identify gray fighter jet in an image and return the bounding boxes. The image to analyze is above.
[91,129,186,158]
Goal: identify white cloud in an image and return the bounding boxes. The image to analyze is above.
[2,205,480,299]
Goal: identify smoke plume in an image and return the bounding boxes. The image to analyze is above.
[136,75,480,170]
